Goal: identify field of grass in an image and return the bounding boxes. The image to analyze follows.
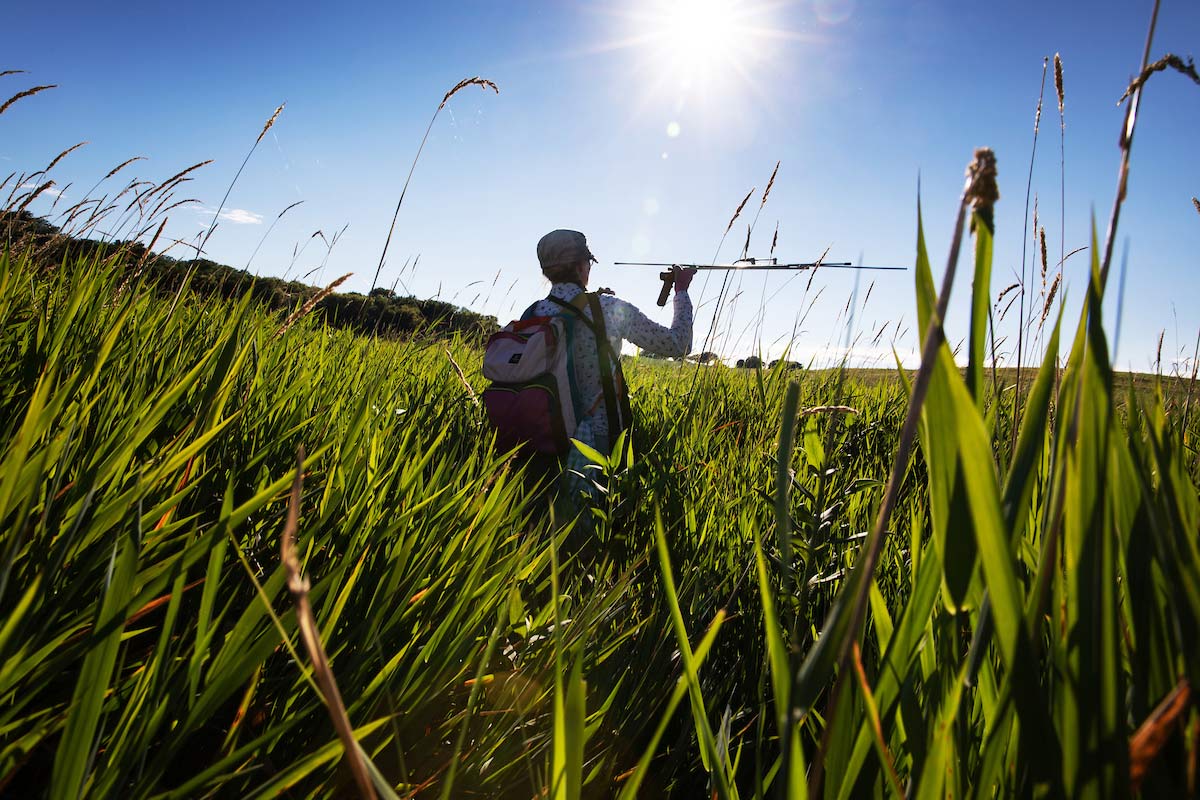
[3,172,1200,797]
[4,13,1200,799]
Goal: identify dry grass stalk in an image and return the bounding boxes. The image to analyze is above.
[147,175,195,204]
[870,320,893,346]
[0,70,27,78]
[1193,196,1200,216]
[124,181,160,214]
[280,447,378,800]
[1040,226,1048,284]
[760,160,780,209]
[103,156,146,182]
[1041,273,1061,323]
[723,188,755,236]
[966,147,999,231]
[440,77,498,109]
[113,179,151,205]
[45,141,88,173]
[2,173,25,209]
[769,222,779,257]
[47,182,71,213]
[117,218,167,294]
[375,76,499,292]
[154,161,213,195]
[1057,245,1088,267]
[1156,330,1165,374]
[799,405,859,418]
[1034,57,1047,133]
[851,642,905,797]
[277,200,304,219]
[999,290,1020,322]
[997,282,1021,304]
[246,201,305,274]
[1054,53,1065,115]
[275,273,352,338]
[810,145,995,796]
[151,197,199,220]
[445,348,480,407]
[256,103,285,145]
[15,181,54,214]
[146,190,178,221]
[1118,53,1200,105]
[202,105,284,253]
[741,223,751,258]
[804,245,831,293]
[0,84,57,116]
[1130,679,1192,792]
[1012,60,1049,444]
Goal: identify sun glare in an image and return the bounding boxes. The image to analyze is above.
[598,0,801,120]
[659,0,741,77]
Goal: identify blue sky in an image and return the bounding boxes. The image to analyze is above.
[4,0,1198,371]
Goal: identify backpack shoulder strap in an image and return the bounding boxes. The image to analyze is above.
[584,293,630,441]
[549,294,627,443]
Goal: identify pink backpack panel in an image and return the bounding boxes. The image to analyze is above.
[481,315,578,455]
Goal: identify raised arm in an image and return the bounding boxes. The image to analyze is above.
[609,288,693,358]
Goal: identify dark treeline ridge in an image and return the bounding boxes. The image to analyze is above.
[2,210,498,339]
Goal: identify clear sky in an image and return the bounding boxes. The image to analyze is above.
[4,0,1198,372]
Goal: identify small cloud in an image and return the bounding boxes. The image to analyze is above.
[219,208,263,225]
[17,182,62,199]
[195,205,264,225]
[19,181,62,197]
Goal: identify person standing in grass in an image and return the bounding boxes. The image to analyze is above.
[527,229,695,518]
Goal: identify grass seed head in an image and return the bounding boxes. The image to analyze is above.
[15,180,54,214]
[996,282,1020,304]
[1032,194,1039,252]
[1193,196,1199,216]
[157,160,213,192]
[276,272,352,338]
[277,200,304,220]
[45,141,88,173]
[1035,57,1046,133]
[1118,54,1200,106]
[760,160,780,209]
[440,76,499,109]
[1041,273,1060,323]
[725,187,755,235]
[256,103,286,145]
[102,156,146,181]
[0,84,57,116]
[1040,226,1048,283]
[1054,53,1064,115]
[965,147,999,232]
[770,222,779,257]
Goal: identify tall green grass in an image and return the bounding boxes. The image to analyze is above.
[4,16,1200,795]
[6,202,1196,796]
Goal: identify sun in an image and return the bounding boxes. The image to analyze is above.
[655,0,746,81]
[590,0,806,121]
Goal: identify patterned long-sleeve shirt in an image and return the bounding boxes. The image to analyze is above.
[525,282,693,448]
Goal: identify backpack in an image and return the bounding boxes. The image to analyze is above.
[482,292,630,456]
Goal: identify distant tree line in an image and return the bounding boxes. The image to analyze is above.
[637,348,804,370]
[2,210,498,339]
[734,356,803,371]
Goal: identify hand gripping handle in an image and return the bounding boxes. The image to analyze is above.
[657,270,674,307]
